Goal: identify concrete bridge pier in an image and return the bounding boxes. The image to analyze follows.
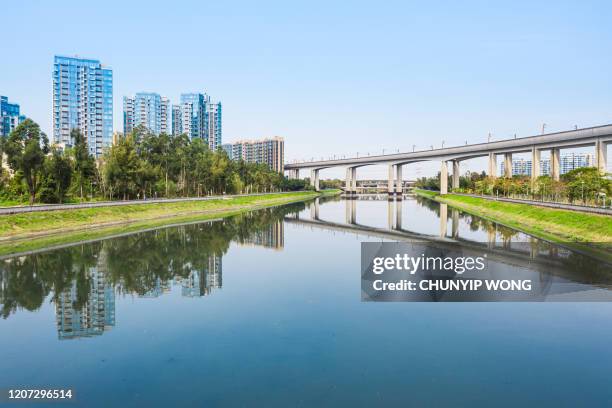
[395,165,403,199]
[440,161,448,194]
[452,160,460,191]
[351,168,357,197]
[551,148,560,181]
[596,138,608,174]
[387,164,396,198]
[310,169,320,192]
[504,153,513,178]
[345,168,353,196]
[531,147,541,182]
[488,153,497,179]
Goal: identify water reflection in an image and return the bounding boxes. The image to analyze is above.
[293,194,612,287]
[0,203,304,339]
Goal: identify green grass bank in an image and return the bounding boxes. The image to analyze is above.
[413,189,612,245]
[0,190,338,256]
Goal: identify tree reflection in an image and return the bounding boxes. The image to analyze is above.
[0,202,303,325]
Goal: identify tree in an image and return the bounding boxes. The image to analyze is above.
[71,128,96,200]
[39,147,73,203]
[102,134,140,200]
[562,167,610,204]
[4,119,49,204]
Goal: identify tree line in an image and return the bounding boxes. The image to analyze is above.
[416,167,611,205]
[0,119,307,204]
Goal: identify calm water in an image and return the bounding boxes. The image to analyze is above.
[1,195,611,407]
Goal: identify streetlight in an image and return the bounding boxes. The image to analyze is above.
[488,132,491,143]
[412,145,416,152]
[442,140,445,148]
[541,123,547,134]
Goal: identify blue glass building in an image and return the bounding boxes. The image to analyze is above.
[52,56,113,157]
[177,93,208,141]
[123,93,170,135]
[0,96,25,137]
[174,93,222,150]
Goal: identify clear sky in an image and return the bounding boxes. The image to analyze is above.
[2,0,611,178]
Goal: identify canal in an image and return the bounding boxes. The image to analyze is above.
[1,194,611,407]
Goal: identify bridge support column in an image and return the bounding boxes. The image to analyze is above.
[452,160,460,191]
[387,164,395,197]
[395,165,403,198]
[488,153,497,178]
[531,147,541,182]
[551,148,560,181]
[310,169,320,192]
[295,169,300,180]
[351,168,357,196]
[595,138,608,175]
[440,161,448,195]
[345,168,353,196]
[504,153,512,178]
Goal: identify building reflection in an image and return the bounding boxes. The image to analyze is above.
[238,221,284,250]
[0,204,300,341]
[56,252,115,340]
[175,255,222,297]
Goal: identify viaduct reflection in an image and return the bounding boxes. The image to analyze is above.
[0,203,301,340]
[291,195,612,287]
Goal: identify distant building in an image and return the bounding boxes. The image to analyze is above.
[224,137,284,173]
[172,93,222,150]
[500,153,594,176]
[172,104,182,136]
[0,96,25,137]
[221,143,233,159]
[123,92,171,135]
[207,101,222,151]
[52,55,113,157]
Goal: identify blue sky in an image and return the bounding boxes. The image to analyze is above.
[2,0,611,178]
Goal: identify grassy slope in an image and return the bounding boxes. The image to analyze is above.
[0,191,337,255]
[413,189,612,243]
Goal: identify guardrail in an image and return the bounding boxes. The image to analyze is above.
[0,191,312,216]
[452,193,612,216]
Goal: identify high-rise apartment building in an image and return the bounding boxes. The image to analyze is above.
[172,104,182,136]
[123,92,170,135]
[0,96,25,137]
[221,143,233,158]
[52,56,113,157]
[224,137,284,173]
[177,93,208,141]
[500,153,594,177]
[173,93,222,150]
[208,101,222,151]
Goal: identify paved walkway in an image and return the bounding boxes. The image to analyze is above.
[453,193,612,216]
[0,192,301,215]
